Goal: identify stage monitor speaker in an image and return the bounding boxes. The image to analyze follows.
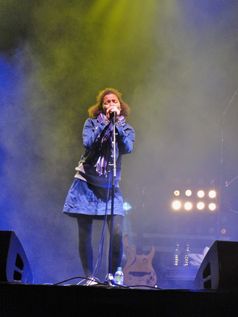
[194,240,238,290]
[0,230,33,283]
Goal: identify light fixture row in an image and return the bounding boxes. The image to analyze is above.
[171,199,217,212]
[171,188,218,212]
[173,189,217,199]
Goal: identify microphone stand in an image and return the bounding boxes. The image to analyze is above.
[105,112,117,286]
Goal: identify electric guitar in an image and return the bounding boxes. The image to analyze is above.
[123,234,157,287]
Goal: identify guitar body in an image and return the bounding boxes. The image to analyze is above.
[123,235,157,287]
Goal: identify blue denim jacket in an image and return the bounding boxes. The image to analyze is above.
[74,113,135,188]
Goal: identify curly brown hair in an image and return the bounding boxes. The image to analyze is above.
[88,87,130,118]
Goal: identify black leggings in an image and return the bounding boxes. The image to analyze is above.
[76,214,124,277]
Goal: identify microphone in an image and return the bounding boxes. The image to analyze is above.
[109,111,117,122]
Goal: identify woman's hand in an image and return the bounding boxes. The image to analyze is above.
[105,104,121,119]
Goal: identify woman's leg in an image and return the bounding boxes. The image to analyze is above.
[107,215,124,275]
[77,215,94,277]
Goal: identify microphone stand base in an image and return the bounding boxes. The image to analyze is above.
[104,273,116,287]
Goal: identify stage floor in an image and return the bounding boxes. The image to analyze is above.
[0,282,238,317]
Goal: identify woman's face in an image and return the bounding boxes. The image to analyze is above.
[102,93,121,118]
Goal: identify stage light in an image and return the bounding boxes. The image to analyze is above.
[208,190,216,199]
[197,190,205,198]
[220,228,227,235]
[184,201,193,211]
[196,201,205,210]
[170,186,218,212]
[171,200,182,211]
[123,201,132,211]
[208,202,216,211]
[185,189,192,197]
